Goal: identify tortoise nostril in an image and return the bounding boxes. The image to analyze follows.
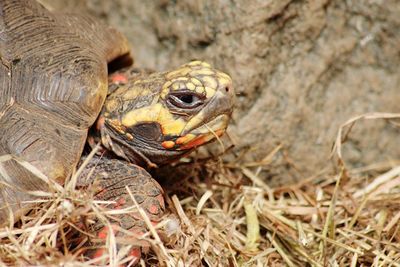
[224,84,234,94]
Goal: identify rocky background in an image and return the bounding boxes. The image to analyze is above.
[40,0,400,185]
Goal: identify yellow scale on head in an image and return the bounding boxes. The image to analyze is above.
[121,103,187,136]
[115,60,233,149]
[160,61,222,100]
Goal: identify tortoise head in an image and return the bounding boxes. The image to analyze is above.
[97,61,234,167]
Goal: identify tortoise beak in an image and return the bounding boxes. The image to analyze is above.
[176,114,230,150]
[177,79,235,150]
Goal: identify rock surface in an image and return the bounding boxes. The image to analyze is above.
[40,0,400,184]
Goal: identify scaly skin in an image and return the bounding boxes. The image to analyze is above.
[78,156,164,265]
[84,61,235,265]
[96,61,235,167]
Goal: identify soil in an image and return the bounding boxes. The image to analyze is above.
[39,0,400,185]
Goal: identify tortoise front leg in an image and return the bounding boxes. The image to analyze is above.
[78,157,165,265]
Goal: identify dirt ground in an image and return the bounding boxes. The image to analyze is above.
[40,0,400,185]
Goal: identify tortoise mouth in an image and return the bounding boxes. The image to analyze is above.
[161,114,229,150]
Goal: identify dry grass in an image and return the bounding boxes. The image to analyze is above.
[1,113,400,266]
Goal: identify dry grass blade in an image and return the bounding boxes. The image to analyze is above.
[267,233,296,267]
[196,190,213,215]
[126,186,175,267]
[1,112,400,266]
[353,166,400,198]
[13,156,63,192]
[319,169,343,258]
[171,195,196,235]
[205,124,225,152]
[244,202,260,252]
[67,143,101,191]
[333,112,400,163]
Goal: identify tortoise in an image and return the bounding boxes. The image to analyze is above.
[0,0,234,263]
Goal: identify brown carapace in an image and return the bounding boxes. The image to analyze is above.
[0,0,234,264]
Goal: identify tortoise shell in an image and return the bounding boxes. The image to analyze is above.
[0,0,235,226]
[0,0,130,221]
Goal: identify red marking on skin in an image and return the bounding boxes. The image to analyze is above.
[215,129,225,137]
[161,140,175,149]
[122,248,141,267]
[113,197,126,209]
[175,137,184,145]
[179,136,207,150]
[97,227,109,240]
[176,135,192,145]
[92,248,107,259]
[110,73,128,84]
[96,187,108,198]
[97,224,119,239]
[148,204,159,214]
[130,248,141,259]
[179,129,226,150]
[96,116,105,131]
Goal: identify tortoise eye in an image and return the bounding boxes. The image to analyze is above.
[168,92,204,109]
